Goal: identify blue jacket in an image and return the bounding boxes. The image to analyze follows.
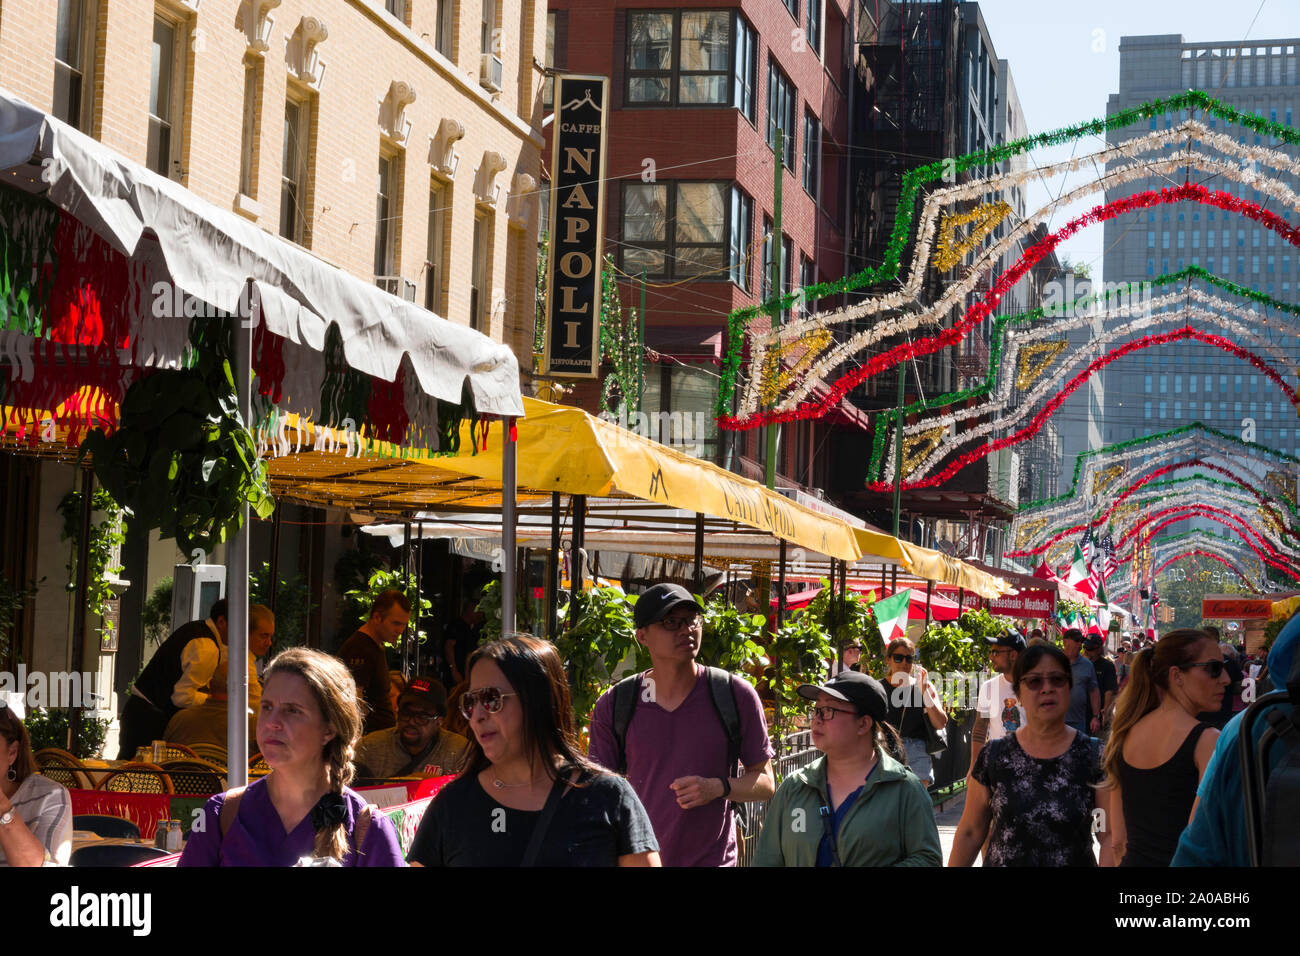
[1171,614,1298,866]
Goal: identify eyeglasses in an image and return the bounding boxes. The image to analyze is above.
[459,687,519,719]
[890,653,914,664]
[657,615,702,632]
[810,705,858,722]
[397,708,439,726]
[1183,659,1226,679]
[1020,673,1069,691]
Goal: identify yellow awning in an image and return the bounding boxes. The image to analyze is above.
[849,528,1011,598]
[1272,594,1300,621]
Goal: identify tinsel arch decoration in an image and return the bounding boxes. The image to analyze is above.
[1114,513,1300,584]
[1153,551,1260,590]
[718,91,1300,429]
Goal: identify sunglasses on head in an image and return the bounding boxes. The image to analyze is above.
[891,653,914,664]
[1183,659,1226,679]
[459,687,519,719]
[1020,673,1069,691]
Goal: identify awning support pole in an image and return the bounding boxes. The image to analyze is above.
[569,494,586,629]
[957,587,966,614]
[268,500,283,617]
[776,539,787,630]
[501,417,518,635]
[227,294,253,790]
[693,513,705,594]
[925,579,934,627]
[68,465,94,753]
[546,493,560,640]
[414,520,423,675]
[402,520,412,676]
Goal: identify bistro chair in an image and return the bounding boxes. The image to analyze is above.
[161,742,198,761]
[35,748,94,790]
[97,762,175,795]
[187,743,228,768]
[71,843,174,867]
[73,815,142,840]
[249,753,271,776]
[159,759,226,796]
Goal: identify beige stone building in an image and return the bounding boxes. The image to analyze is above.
[0,0,546,358]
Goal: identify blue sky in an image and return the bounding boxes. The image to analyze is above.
[974,0,1300,281]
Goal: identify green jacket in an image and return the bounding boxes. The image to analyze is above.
[753,749,942,867]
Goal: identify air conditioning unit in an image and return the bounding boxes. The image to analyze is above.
[375,275,417,302]
[480,53,503,93]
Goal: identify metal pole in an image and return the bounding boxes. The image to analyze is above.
[638,270,647,415]
[892,361,905,537]
[925,579,934,627]
[268,501,283,617]
[957,587,966,614]
[414,520,423,675]
[501,417,518,635]
[568,494,586,629]
[68,466,94,753]
[227,298,253,789]
[765,125,784,491]
[776,539,787,630]
[402,521,412,676]
[693,513,705,594]
[547,493,560,640]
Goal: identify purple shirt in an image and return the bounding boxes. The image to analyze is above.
[178,777,406,867]
[589,667,773,867]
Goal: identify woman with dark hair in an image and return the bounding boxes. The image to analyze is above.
[949,643,1112,866]
[882,636,947,787]
[180,647,405,866]
[1103,628,1225,867]
[753,671,940,866]
[407,636,659,866]
[0,705,72,866]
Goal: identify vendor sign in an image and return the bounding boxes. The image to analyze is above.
[989,588,1056,619]
[1201,594,1273,620]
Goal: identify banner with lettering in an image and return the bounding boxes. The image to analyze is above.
[542,75,610,378]
[989,588,1056,619]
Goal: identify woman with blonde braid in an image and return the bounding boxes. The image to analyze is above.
[1102,629,1227,867]
[181,647,405,866]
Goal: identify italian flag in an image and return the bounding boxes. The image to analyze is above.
[1067,544,1095,597]
[873,589,912,645]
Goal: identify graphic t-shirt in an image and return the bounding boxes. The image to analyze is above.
[977,674,1024,741]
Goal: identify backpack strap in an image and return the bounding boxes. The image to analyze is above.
[218,786,248,840]
[704,666,743,778]
[610,673,643,775]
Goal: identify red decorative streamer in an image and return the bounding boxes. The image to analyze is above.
[1114,512,1300,582]
[1153,550,1254,585]
[722,181,1300,431]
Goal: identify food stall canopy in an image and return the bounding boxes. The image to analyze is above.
[851,530,1010,599]
[775,584,961,621]
[0,87,523,419]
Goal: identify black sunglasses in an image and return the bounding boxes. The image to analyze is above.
[891,653,914,664]
[1183,659,1226,679]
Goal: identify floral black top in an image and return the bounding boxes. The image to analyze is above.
[972,729,1102,867]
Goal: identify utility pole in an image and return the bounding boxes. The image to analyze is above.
[892,361,905,536]
[638,269,647,414]
[765,126,784,490]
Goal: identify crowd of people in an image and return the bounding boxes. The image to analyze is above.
[2,580,1293,867]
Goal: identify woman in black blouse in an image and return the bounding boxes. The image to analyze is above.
[407,636,659,867]
[883,637,947,786]
[949,643,1113,866]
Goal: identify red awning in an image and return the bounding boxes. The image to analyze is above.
[773,583,960,620]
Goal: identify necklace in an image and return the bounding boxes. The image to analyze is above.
[492,774,538,790]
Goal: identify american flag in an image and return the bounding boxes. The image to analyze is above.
[1101,532,1117,580]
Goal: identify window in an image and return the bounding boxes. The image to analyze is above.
[1147,231,1155,248]
[620,181,738,280]
[482,0,497,58]
[802,111,820,197]
[767,59,795,168]
[728,186,752,289]
[800,256,815,316]
[239,57,263,199]
[375,153,399,277]
[471,213,493,332]
[426,185,448,313]
[385,0,407,23]
[627,10,753,113]
[805,0,821,56]
[280,95,312,244]
[1234,374,1243,394]
[1144,374,1152,393]
[761,221,792,322]
[54,0,96,133]
[435,0,455,56]
[783,0,798,22]
[147,14,188,179]
[543,13,557,110]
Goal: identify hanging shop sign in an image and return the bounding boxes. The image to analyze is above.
[1201,594,1273,620]
[542,75,610,379]
[989,588,1055,620]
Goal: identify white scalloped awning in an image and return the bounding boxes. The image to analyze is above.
[0,87,523,417]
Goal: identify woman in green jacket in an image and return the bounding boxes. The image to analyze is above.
[753,671,942,866]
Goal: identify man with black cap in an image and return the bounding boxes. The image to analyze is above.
[969,629,1026,775]
[1082,635,1118,731]
[353,676,469,779]
[589,582,775,866]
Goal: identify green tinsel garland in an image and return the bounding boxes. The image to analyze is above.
[0,188,61,337]
[716,89,1300,417]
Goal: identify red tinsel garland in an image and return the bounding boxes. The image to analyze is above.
[365,364,410,445]
[1114,512,1300,582]
[1116,503,1276,556]
[864,326,1294,492]
[1152,550,1255,585]
[723,182,1300,431]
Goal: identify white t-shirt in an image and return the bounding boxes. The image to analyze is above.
[0,773,72,866]
[977,673,1024,741]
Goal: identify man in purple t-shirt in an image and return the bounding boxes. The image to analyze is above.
[589,583,775,866]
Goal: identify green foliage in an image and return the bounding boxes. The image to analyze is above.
[476,579,538,642]
[534,232,548,359]
[1157,554,1252,629]
[697,596,766,674]
[1262,605,1297,652]
[1058,597,1090,626]
[763,610,835,733]
[806,582,882,671]
[249,562,316,657]
[142,577,173,648]
[340,567,431,647]
[0,574,41,663]
[79,350,275,558]
[597,256,642,414]
[57,488,124,641]
[554,586,640,728]
[24,707,111,760]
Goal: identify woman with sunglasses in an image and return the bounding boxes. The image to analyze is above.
[949,643,1112,866]
[407,636,660,866]
[883,637,947,787]
[753,671,941,866]
[1101,629,1226,866]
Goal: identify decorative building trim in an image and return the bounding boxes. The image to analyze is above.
[236,0,280,52]
[285,16,328,89]
[429,117,464,181]
[379,80,417,148]
[474,151,508,207]
[507,172,535,228]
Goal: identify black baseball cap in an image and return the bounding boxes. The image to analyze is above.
[1083,635,1105,650]
[398,676,448,716]
[986,630,1026,652]
[633,583,704,629]
[797,671,888,723]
